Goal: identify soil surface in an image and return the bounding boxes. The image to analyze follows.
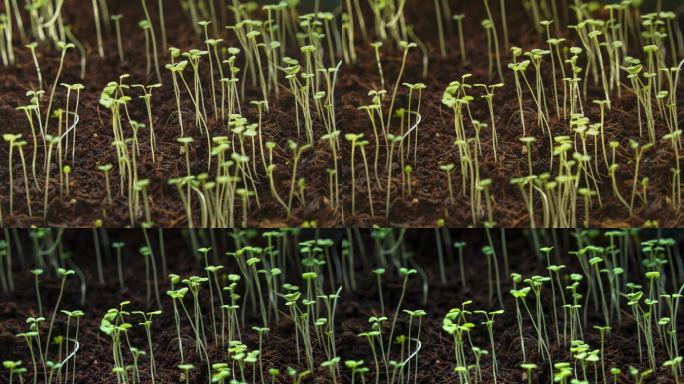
[1,2,683,227]
[0,229,682,383]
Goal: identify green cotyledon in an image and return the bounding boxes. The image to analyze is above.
[253,0,341,13]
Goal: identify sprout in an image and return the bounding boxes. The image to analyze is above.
[521,363,537,384]
[3,360,23,384]
[439,163,456,205]
[386,42,416,135]
[481,0,503,81]
[139,0,161,82]
[178,363,195,384]
[25,42,42,89]
[3,133,22,215]
[44,42,74,137]
[44,268,74,360]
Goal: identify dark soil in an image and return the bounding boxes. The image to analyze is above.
[1,2,683,227]
[0,229,682,383]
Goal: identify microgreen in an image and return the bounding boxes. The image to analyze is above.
[1,228,684,383]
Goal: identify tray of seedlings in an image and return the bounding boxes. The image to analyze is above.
[1,1,683,227]
[339,0,684,227]
[0,228,682,383]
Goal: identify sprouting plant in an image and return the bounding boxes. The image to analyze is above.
[31,268,43,316]
[129,347,146,382]
[629,366,654,384]
[553,361,576,384]
[357,139,374,216]
[440,163,456,205]
[134,83,161,162]
[112,241,125,290]
[663,356,682,383]
[345,360,367,384]
[3,361,25,384]
[386,42,416,133]
[44,42,73,134]
[91,0,104,58]
[25,42,42,89]
[385,134,402,219]
[387,268,416,360]
[251,326,270,384]
[359,316,387,384]
[442,301,475,383]
[476,83,503,161]
[166,276,185,363]
[483,242,504,308]
[134,179,152,225]
[370,42,385,90]
[21,316,47,381]
[177,136,194,178]
[510,275,529,362]
[41,134,60,219]
[62,83,85,165]
[321,357,340,384]
[131,310,162,383]
[97,163,114,206]
[433,0,446,57]
[610,367,621,384]
[345,133,363,216]
[246,255,269,329]
[521,363,537,384]
[594,325,611,384]
[62,165,71,196]
[628,140,653,215]
[60,309,84,384]
[373,268,386,315]
[287,140,311,213]
[475,309,504,382]
[403,165,413,197]
[178,363,195,384]
[140,0,161,82]
[110,14,125,62]
[478,179,495,226]
[3,133,21,215]
[517,136,537,225]
[482,0,503,81]
[44,268,74,359]
[287,366,311,384]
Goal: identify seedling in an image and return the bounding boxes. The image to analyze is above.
[453,14,467,61]
[44,268,74,359]
[44,42,74,135]
[179,363,195,384]
[25,42,42,89]
[482,0,503,81]
[440,163,456,205]
[521,363,538,384]
[31,268,43,316]
[97,164,114,205]
[140,0,161,82]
